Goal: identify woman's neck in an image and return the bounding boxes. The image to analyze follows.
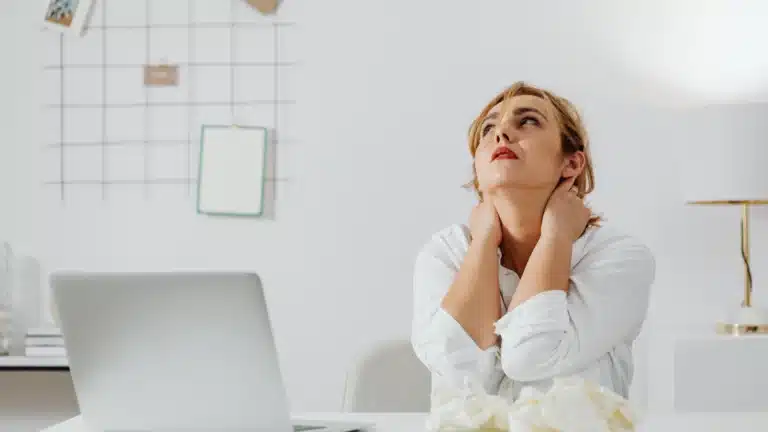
[488,189,550,275]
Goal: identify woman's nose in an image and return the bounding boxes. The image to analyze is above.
[495,130,510,144]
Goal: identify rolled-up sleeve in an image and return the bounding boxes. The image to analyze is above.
[494,235,655,382]
[410,240,504,394]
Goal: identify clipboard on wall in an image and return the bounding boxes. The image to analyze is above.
[196,125,268,217]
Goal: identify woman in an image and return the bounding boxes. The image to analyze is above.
[410,82,655,406]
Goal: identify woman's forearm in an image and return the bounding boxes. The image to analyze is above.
[440,236,501,349]
[507,234,572,311]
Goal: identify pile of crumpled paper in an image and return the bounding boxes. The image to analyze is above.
[425,376,637,431]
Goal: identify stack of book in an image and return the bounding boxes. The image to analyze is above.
[25,327,67,357]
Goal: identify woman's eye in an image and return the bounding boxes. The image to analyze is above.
[481,123,494,136]
[520,116,539,127]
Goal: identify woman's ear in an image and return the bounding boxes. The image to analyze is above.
[561,151,586,179]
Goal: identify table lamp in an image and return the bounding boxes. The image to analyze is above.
[682,102,768,335]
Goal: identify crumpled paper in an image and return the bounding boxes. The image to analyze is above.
[425,376,637,432]
[426,378,511,431]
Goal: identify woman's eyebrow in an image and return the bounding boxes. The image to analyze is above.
[484,106,549,126]
[513,106,548,122]
[481,112,499,126]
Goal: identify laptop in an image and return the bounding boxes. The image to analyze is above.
[50,271,370,432]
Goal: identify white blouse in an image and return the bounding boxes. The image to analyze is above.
[410,223,655,406]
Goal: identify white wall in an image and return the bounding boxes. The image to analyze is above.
[4,1,768,430]
[0,0,16,245]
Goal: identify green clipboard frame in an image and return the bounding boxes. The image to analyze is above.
[196,124,268,218]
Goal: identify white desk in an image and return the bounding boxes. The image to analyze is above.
[42,413,426,432]
[42,411,768,432]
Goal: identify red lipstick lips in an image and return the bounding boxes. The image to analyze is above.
[492,146,518,161]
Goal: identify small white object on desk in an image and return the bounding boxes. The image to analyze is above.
[25,345,67,357]
[25,326,67,357]
[26,326,62,337]
[0,355,68,369]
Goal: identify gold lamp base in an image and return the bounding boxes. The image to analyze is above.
[687,202,768,336]
[715,306,768,335]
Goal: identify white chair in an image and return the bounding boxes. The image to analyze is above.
[342,339,431,412]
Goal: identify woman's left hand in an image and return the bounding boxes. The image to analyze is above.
[541,176,591,243]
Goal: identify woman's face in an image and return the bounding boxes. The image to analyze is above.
[474,95,578,196]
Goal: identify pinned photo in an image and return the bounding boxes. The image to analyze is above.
[43,0,95,36]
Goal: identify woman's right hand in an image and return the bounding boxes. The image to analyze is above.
[469,199,502,246]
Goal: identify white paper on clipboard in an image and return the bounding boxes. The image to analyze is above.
[197,125,267,217]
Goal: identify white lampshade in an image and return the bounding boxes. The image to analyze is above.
[681,102,768,204]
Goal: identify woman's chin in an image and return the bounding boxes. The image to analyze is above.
[483,179,548,196]
[484,176,526,191]
[483,183,520,197]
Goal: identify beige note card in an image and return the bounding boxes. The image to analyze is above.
[144,65,179,87]
[245,0,279,14]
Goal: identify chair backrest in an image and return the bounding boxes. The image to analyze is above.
[342,339,431,412]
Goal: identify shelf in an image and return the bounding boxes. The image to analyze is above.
[0,356,69,371]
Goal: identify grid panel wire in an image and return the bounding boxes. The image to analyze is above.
[42,0,296,201]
